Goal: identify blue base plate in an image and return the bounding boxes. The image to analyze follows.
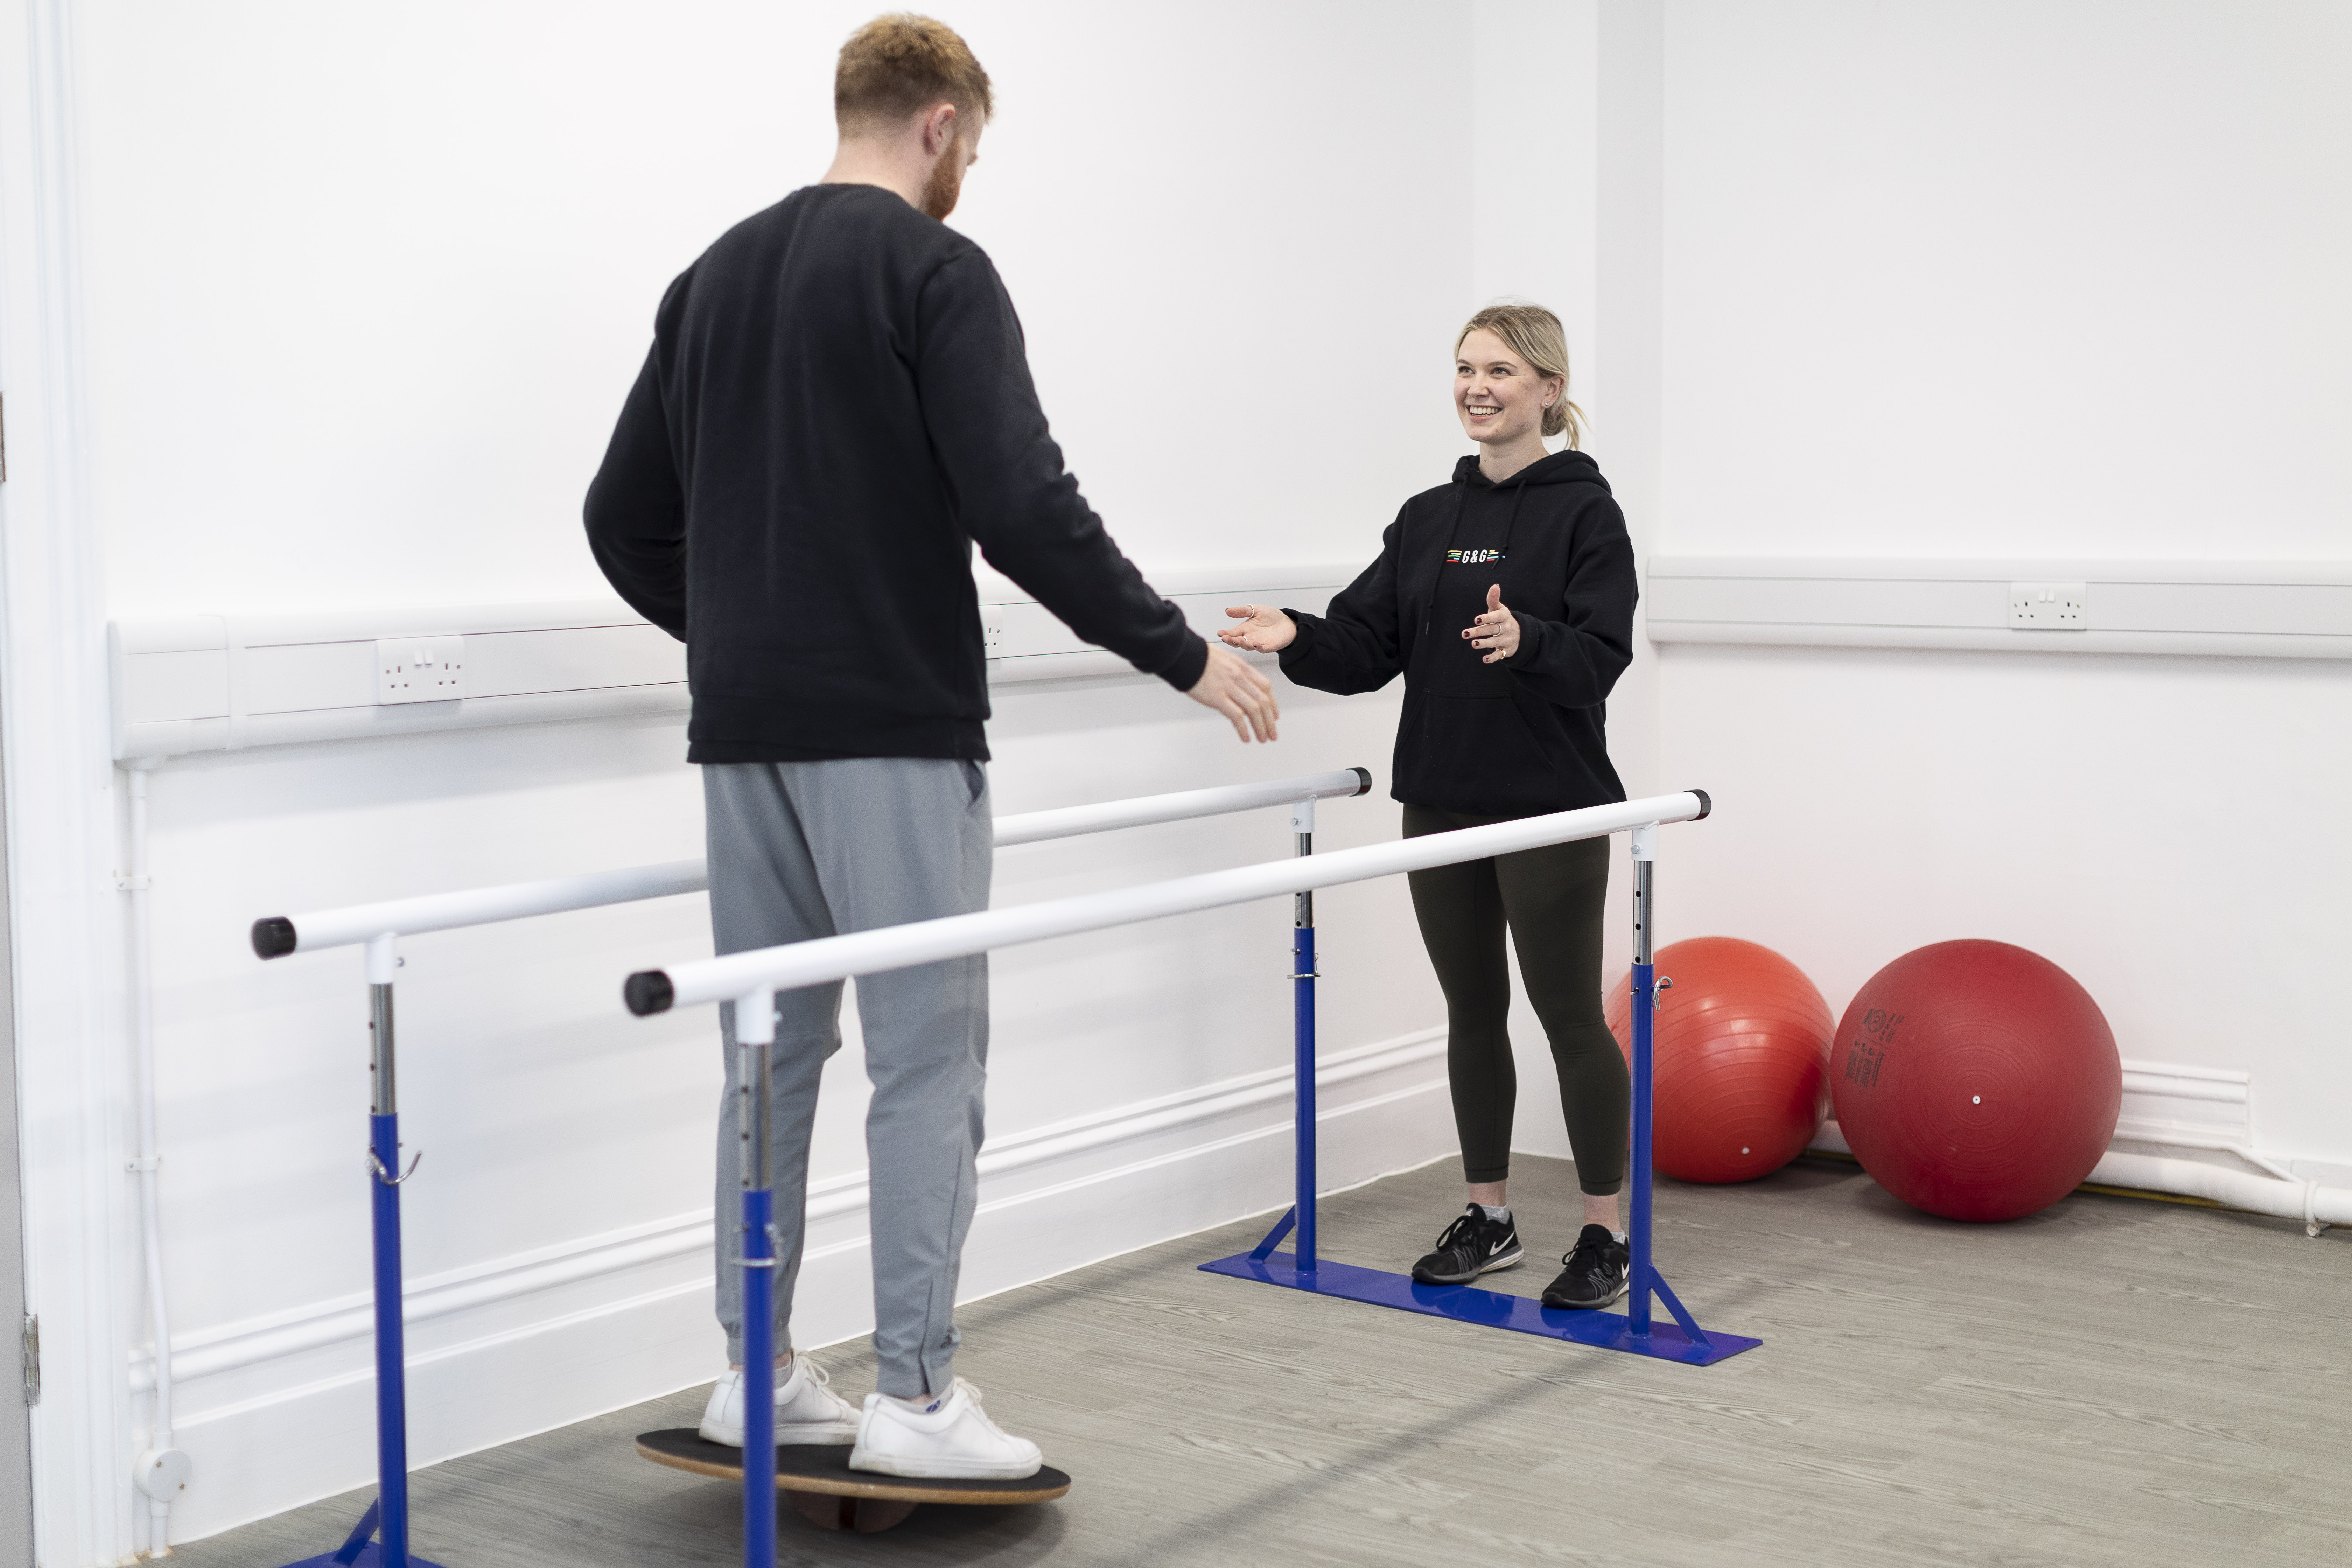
[1199,1250,1760,1366]
[278,1551,453,1567]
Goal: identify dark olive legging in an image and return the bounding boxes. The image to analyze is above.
[1404,804,1629,1195]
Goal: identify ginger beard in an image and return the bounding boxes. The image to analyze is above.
[921,132,969,219]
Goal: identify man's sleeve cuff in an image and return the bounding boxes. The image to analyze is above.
[1156,632,1211,691]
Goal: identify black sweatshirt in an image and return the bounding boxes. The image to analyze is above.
[583,183,1209,763]
[1279,450,1637,817]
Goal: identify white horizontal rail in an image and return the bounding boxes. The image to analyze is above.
[254,860,711,957]
[991,768,1368,848]
[251,768,1372,957]
[630,790,1711,1014]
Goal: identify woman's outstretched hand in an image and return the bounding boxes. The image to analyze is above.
[1219,603,1298,653]
[1465,584,1520,663]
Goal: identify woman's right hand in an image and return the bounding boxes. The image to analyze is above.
[1220,604,1297,653]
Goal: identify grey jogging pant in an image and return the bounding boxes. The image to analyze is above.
[704,757,992,1397]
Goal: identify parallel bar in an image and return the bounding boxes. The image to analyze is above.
[1201,796,1753,1371]
[636,792,1712,1012]
[992,768,1370,848]
[255,769,1373,955]
[262,860,708,957]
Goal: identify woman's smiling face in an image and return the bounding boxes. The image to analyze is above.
[1455,328,1560,450]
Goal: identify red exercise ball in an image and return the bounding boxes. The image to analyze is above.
[1831,939,2120,1223]
[1604,937,1833,1183]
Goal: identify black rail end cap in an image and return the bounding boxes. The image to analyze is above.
[1349,766,1374,796]
[1689,788,1713,821]
[251,917,298,960]
[625,970,676,1017]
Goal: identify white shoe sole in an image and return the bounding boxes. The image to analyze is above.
[698,1418,861,1448]
[847,1444,1041,1480]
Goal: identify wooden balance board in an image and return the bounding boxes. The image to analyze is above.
[636,1429,1071,1534]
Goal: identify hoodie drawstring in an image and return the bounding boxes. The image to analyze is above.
[1425,483,1472,637]
[1424,470,1533,637]
[1498,476,1531,562]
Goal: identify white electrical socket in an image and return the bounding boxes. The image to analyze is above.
[2008,582,2087,630]
[980,607,1005,656]
[374,636,468,703]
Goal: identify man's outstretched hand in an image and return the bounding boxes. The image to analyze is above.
[1186,642,1280,743]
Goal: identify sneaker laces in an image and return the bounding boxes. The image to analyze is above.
[947,1378,1026,1443]
[1431,1209,1485,1255]
[1560,1225,1620,1273]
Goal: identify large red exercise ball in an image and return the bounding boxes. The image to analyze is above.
[1603,937,1834,1183]
[1831,939,2120,1223]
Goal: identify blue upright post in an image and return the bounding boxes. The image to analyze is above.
[280,937,449,1568]
[367,1105,412,1568]
[1627,983,1657,1336]
[736,988,778,1568]
[1291,799,1317,1273]
[1623,820,1701,1345]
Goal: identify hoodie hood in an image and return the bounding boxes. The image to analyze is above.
[1449,448,1611,493]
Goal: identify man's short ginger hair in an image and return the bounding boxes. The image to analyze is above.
[835,14,993,135]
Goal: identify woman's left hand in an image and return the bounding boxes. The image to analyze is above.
[1463,583,1520,663]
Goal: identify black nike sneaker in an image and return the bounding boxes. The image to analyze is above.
[1410,1204,1524,1284]
[1541,1223,1630,1309]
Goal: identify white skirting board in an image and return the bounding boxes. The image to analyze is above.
[143,1027,1448,1545]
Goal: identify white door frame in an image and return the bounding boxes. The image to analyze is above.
[0,1,142,1563]
[0,678,38,1565]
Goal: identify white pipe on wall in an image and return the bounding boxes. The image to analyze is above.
[121,762,187,1554]
[2090,1152,2348,1237]
[1810,1121,2344,1237]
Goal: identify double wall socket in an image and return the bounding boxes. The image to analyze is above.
[374,636,467,703]
[2008,582,2087,630]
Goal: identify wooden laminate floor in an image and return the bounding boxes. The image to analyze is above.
[172,1154,2352,1568]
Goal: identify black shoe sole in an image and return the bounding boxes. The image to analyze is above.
[1541,1276,1628,1311]
[1411,1245,1525,1286]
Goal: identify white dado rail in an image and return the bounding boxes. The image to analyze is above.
[1645,557,2352,660]
[108,564,1354,761]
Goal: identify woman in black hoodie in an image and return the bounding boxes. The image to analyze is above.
[1221,303,1637,1310]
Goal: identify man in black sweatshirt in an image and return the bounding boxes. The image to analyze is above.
[583,15,1277,1481]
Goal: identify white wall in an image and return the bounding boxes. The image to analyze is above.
[1640,1,2352,1167]
[7,1,1503,1555]
[73,0,1477,616]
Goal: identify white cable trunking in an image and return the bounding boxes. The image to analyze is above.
[108,564,1354,761]
[1645,556,2352,660]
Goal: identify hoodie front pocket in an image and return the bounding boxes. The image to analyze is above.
[1394,691,1557,811]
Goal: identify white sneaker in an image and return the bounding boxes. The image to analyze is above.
[848,1378,1043,1480]
[698,1356,860,1448]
